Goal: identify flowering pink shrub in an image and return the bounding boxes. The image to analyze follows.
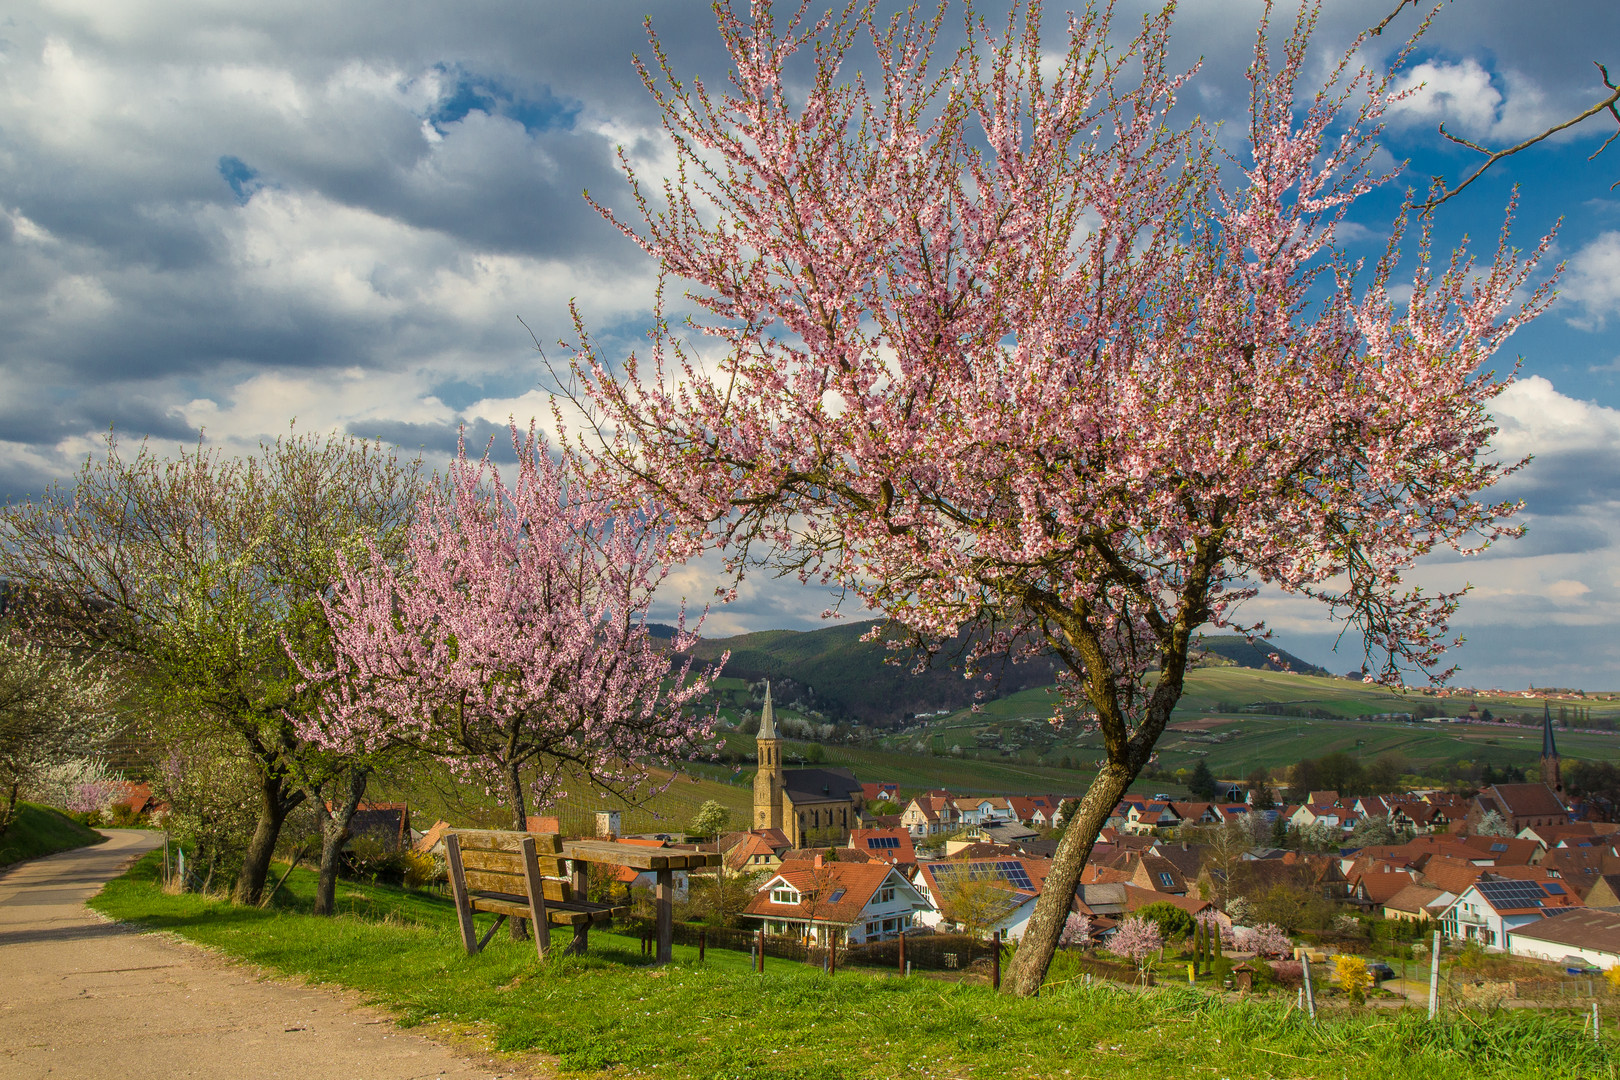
[1109,916,1164,970]
[1060,912,1093,948]
[1233,923,1294,958]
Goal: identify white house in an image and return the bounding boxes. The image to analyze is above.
[1507,909,1620,968]
[1439,877,1581,948]
[913,857,1045,941]
[742,859,927,944]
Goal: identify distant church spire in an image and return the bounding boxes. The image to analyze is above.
[1542,701,1563,793]
[758,681,777,740]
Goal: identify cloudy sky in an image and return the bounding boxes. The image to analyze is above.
[3,0,1619,688]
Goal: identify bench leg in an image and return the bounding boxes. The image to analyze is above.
[569,859,590,955]
[476,914,508,953]
[444,834,479,956]
[655,868,673,965]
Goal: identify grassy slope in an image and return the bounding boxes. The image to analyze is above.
[0,801,106,867]
[90,853,1611,1079]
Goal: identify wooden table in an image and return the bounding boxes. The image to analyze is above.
[560,840,722,964]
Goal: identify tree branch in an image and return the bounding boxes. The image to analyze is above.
[1420,62,1620,211]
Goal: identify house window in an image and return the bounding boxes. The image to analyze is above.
[879,886,896,904]
[1158,873,1175,888]
[772,887,798,904]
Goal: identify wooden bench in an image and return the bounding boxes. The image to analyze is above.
[443,829,627,959]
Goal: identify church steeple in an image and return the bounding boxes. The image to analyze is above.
[753,682,783,830]
[1542,701,1563,793]
[758,681,777,740]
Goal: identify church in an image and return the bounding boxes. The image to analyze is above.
[753,683,865,848]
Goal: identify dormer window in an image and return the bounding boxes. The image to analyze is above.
[772,887,799,904]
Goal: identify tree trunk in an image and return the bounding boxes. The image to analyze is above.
[0,779,21,837]
[504,760,527,831]
[1001,761,1136,996]
[503,759,529,942]
[232,769,303,905]
[313,767,370,916]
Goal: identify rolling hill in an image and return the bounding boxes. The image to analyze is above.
[670,621,1331,726]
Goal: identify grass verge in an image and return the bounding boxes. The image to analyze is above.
[91,853,1613,1079]
[0,801,106,868]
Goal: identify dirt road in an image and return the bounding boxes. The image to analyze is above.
[0,829,528,1080]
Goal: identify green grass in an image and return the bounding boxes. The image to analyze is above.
[0,801,106,868]
[91,853,1614,1079]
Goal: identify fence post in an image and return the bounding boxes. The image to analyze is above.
[898,930,906,975]
[1427,930,1441,1021]
[1300,954,1316,1020]
[1594,1002,1602,1043]
[906,961,912,978]
[699,927,706,963]
[992,931,1002,992]
[757,929,765,974]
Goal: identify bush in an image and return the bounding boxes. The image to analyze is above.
[343,837,411,884]
[1136,901,1195,941]
[1269,960,1304,989]
[401,849,447,889]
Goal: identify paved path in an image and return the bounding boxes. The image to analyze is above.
[0,830,531,1080]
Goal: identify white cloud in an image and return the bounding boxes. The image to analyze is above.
[1562,231,1620,331]
[1386,58,1560,143]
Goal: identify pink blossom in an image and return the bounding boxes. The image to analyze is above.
[296,423,725,825]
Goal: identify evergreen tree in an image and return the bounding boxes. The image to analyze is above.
[1188,760,1218,800]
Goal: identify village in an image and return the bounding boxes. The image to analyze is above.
[313,684,1620,1007]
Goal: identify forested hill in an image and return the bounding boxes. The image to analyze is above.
[1191,636,1330,676]
[649,620,1325,726]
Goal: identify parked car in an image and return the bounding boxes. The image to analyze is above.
[1366,961,1395,982]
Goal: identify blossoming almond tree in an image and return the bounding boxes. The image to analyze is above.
[300,424,725,836]
[569,0,1556,994]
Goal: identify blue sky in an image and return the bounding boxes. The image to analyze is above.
[1,1,1618,688]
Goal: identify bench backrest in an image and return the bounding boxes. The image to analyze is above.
[449,829,574,903]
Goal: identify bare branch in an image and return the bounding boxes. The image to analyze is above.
[1420,62,1620,211]
[1367,0,1424,38]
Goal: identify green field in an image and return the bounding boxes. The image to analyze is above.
[376,665,1620,831]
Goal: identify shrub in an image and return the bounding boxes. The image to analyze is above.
[401,849,447,889]
[1269,960,1304,989]
[1136,901,1195,941]
[343,838,410,884]
[1334,954,1372,1003]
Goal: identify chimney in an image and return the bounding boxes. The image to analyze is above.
[814,853,824,868]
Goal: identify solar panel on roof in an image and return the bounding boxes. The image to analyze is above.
[865,836,900,849]
[1477,879,1552,909]
[931,860,1034,891]
[1546,883,1566,895]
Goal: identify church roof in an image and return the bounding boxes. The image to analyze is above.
[1544,702,1560,759]
[781,767,863,804]
[758,682,777,740]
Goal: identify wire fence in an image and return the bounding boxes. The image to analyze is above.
[618,919,1001,973]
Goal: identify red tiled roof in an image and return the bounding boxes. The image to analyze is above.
[1485,783,1569,819]
[1382,884,1446,914]
[744,863,906,926]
